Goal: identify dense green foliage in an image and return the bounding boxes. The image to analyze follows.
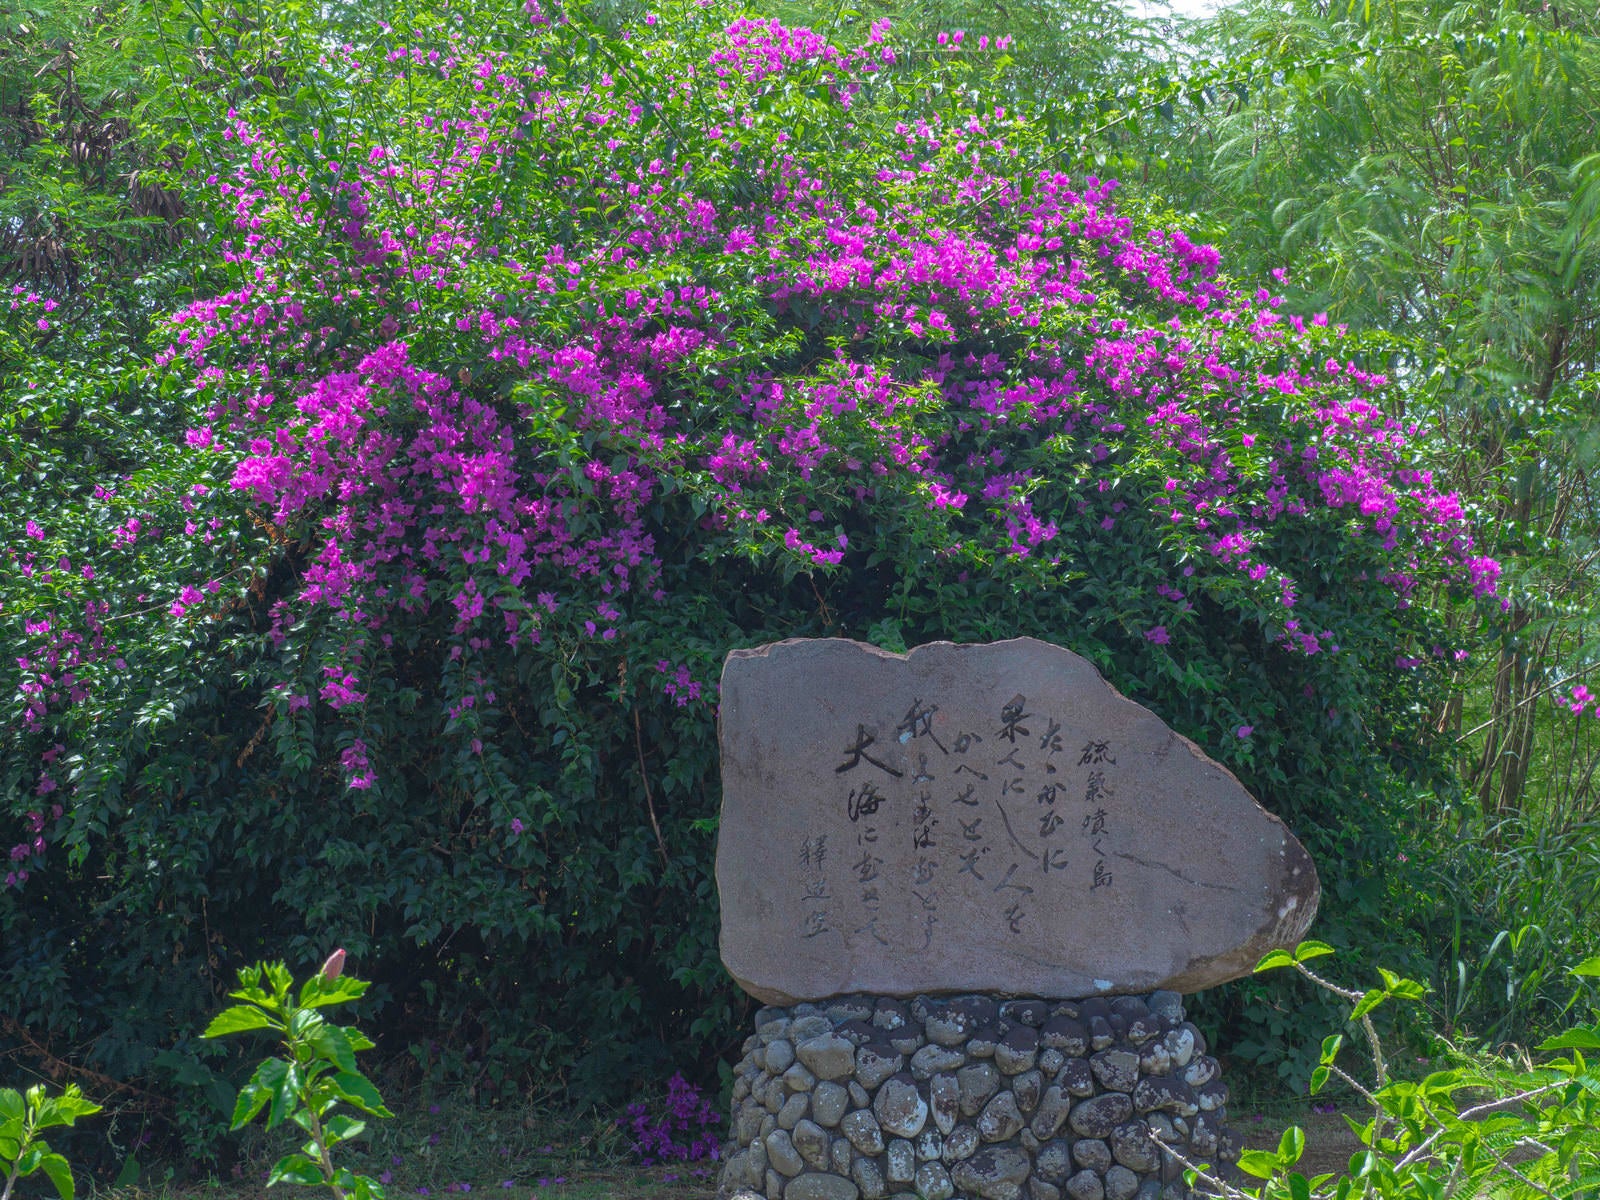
[0,0,1588,1171]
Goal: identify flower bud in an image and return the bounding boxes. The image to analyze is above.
[321,948,347,981]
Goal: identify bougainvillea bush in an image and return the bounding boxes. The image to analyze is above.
[1,0,1499,1137]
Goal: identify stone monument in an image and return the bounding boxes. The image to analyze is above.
[715,637,1319,1200]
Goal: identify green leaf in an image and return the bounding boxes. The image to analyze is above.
[1320,1034,1344,1065]
[1254,949,1296,973]
[1538,1025,1600,1051]
[1294,940,1336,963]
[1571,956,1600,978]
[1277,1126,1305,1166]
[269,1062,304,1130]
[1310,1066,1331,1095]
[1236,1149,1280,1179]
[1288,1172,1312,1200]
[230,1082,272,1131]
[329,1071,390,1117]
[37,1152,75,1200]
[322,1114,366,1144]
[300,974,370,1010]
[1350,989,1387,1020]
[267,1152,326,1187]
[202,1005,277,1038]
[310,1024,360,1073]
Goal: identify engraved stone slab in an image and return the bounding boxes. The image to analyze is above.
[715,638,1318,1004]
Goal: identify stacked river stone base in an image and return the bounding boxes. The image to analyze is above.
[718,992,1235,1200]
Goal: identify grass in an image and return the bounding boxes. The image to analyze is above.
[86,1093,720,1200]
[66,1087,1380,1200]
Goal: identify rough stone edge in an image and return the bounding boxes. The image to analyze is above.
[716,637,1320,1003]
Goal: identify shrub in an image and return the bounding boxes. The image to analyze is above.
[1,0,1499,1136]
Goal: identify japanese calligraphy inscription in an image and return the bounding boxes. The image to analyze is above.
[716,638,1319,1005]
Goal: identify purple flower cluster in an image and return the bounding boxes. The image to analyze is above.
[4,0,1501,878]
[620,1072,722,1165]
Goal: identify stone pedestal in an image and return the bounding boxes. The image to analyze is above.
[718,991,1236,1200]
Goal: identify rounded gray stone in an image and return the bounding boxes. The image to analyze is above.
[854,1044,905,1090]
[1033,1180,1062,1200]
[1148,991,1184,1028]
[942,1124,979,1163]
[760,1113,777,1141]
[1040,1016,1089,1055]
[1126,1016,1160,1046]
[1000,999,1048,1026]
[873,999,909,1030]
[1069,1093,1134,1139]
[828,998,874,1023]
[779,1092,810,1130]
[915,1128,943,1161]
[1139,1043,1173,1076]
[848,1081,870,1108]
[852,1155,887,1200]
[1040,1048,1066,1076]
[1111,1122,1162,1172]
[1058,1057,1095,1098]
[929,1072,959,1134]
[957,1061,1001,1117]
[785,1063,819,1092]
[765,1039,796,1074]
[831,1135,853,1176]
[790,1014,832,1042]
[745,1142,768,1184]
[756,1007,790,1032]
[886,1138,916,1183]
[1030,1084,1072,1139]
[1072,1138,1112,1174]
[1035,1137,1073,1183]
[1105,1166,1140,1200]
[798,1033,857,1082]
[977,1091,1024,1143]
[916,1161,955,1200]
[1196,1081,1227,1112]
[873,1073,929,1139]
[760,1078,784,1114]
[888,1028,924,1056]
[950,1147,1032,1200]
[767,1168,783,1198]
[792,1119,830,1170]
[1132,1076,1197,1117]
[841,1109,885,1155]
[1182,1057,1217,1088]
[967,1026,1001,1059]
[766,1128,805,1177]
[925,1007,981,1047]
[1066,1169,1106,1200]
[1089,1016,1115,1051]
[813,1081,849,1128]
[911,1044,965,1079]
[1012,1068,1043,1116]
[786,1174,861,1200]
[994,1026,1040,1075]
[834,1019,876,1047]
[738,1101,766,1144]
[1090,1049,1141,1093]
[1137,1181,1163,1200]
